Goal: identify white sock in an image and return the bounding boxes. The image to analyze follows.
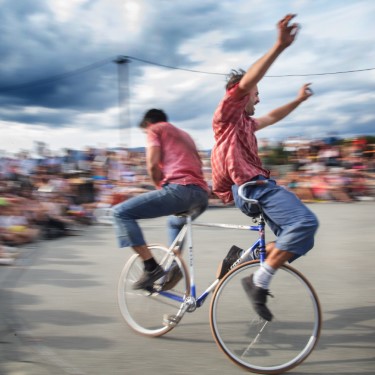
[253,262,276,290]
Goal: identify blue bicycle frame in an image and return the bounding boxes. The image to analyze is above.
[158,212,266,309]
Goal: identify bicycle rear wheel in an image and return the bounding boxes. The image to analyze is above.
[118,245,190,337]
[210,261,321,374]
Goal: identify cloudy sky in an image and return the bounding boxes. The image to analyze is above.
[1,0,374,155]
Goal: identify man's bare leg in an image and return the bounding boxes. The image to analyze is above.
[242,242,294,321]
[133,244,153,260]
[255,242,293,289]
[265,242,293,269]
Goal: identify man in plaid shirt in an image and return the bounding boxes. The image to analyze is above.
[211,14,319,321]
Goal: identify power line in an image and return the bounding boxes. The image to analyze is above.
[126,55,375,77]
[125,55,226,76]
[0,54,374,93]
[265,68,375,77]
[0,57,112,93]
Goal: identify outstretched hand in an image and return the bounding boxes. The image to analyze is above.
[277,14,300,48]
[297,83,313,102]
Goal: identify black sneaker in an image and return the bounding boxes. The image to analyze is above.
[162,261,183,291]
[133,265,165,290]
[241,274,273,321]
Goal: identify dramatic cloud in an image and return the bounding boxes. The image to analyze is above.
[0,0,374,154]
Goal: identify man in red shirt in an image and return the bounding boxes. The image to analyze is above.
[211,14,319,321]
[113,109,209,290]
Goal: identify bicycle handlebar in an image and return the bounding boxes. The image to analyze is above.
[238,180,269,204]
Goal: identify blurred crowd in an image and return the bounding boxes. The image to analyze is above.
[0,147,153,265]
[262,136,375,203]
[0,136,374,265]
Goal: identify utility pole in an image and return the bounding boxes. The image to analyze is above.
[114,56,131,149]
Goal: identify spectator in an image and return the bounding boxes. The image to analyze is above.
[0,198,40,246]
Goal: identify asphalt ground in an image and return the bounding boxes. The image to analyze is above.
[0,202,374,375]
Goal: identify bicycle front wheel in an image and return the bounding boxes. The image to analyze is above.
[118,245,190,337]
[210,261,321,374]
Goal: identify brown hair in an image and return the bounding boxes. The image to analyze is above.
[226,69,245,91]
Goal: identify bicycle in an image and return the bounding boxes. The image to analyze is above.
[117,180,322,374]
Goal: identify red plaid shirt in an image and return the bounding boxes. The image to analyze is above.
[211,85,270,203]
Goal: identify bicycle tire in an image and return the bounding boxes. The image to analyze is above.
[210,261,321,374]
[118,244,190,337]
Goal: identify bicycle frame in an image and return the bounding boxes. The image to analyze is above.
[158,211,267,310]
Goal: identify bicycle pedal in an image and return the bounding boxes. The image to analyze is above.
[141,285,160,295]
[163,314,181,327]
[141,287,154,296]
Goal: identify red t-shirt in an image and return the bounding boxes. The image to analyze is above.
[211,85,270,203]
[147,122,209,193]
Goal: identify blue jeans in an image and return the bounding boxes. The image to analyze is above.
[112,184,209,248]
[232,176,319,262]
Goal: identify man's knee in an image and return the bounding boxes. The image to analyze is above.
[112,203,131,221]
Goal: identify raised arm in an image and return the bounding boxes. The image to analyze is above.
[234,14,299,99]
[255,83,313,130]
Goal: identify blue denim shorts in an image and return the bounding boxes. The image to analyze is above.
[232,177,319,262]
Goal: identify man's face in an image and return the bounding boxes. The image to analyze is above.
[245,86,260,116]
